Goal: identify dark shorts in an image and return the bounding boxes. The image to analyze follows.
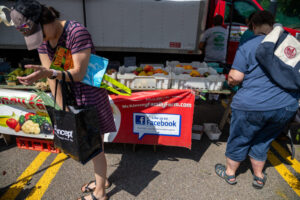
[225,104,298,162]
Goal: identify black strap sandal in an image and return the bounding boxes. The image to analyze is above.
[215,163,237,185]
[81,180,96,193]
[80,193,108,200]
[252,173,267,189]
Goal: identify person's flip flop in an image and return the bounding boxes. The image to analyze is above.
[79,192,108,200]
[215,163,237,185]
[81,180,112,193]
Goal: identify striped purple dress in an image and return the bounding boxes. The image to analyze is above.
[38,21,116,134]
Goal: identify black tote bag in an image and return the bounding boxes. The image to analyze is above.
[47,71,102,165]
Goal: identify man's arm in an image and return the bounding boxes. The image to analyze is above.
[199,42,205,54]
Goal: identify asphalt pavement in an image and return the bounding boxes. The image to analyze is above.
[0,102,300,200]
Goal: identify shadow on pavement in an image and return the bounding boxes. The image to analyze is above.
[105,136,212,197]
[0,138,16,153]
[104,100,226,197]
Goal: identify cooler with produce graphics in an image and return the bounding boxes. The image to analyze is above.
[0,89,53,139]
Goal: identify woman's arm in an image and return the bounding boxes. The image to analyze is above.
[228,69,244,87]
[17,48,91,84]
[39,53,64,109]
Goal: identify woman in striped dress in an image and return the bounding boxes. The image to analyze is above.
[12,1,115,199]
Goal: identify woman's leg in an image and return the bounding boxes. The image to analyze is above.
[92,151,107,199]
[226,157,240,180]
[250,157,265,183]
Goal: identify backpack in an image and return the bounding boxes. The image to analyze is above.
[255,26,300,91]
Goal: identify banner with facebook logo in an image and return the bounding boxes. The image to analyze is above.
[105,89,195,149]
[134,113,181,139]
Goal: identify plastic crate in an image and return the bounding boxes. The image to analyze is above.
[166,61,208,69]
[16,137,60,153]
[171,74,225,90]
[117,66,171,90]
[203,123,222,141]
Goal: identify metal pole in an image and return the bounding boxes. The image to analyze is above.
[269,0,277,18]
[225,0,234,64]
[82,0,87,27]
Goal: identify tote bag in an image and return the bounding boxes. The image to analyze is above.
[255,26,300,91]
[47,71,102,165]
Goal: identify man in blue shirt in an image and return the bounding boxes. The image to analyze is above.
[215,11,299,189]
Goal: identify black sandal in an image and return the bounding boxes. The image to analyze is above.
[252,172,267,189]
[215,163,237,185]
[79,193,108,200]
[81,180,96,193]
[81,180,112,193]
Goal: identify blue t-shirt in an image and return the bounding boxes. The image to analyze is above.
[231,35,299,111]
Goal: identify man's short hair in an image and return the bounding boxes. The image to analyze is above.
[213,15,223,26]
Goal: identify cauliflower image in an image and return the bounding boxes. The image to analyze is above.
[21,120,40,134]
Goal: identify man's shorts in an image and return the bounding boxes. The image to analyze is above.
[225,104,298,162]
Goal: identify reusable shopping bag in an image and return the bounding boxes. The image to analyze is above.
[46,71,102,165]
[255,26,300,91]
[50,46,131,96]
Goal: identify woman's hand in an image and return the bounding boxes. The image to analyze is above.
[17,65,51,85]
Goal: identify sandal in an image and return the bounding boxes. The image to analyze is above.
[81,180,112,193]
[78,192,108,200]
[252,172,267,189]
[215,163,237,185]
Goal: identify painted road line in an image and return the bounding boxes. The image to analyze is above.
[272,141,300,174]
[25,153,68,200]
[268,151,300,197]
[0,152,51,200]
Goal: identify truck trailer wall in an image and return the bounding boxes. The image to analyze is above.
[0,0,209,54]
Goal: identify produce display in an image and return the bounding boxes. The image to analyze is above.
[6,68,34,84]
[0,112,52,135]
[132,65,169,76]
[117,65,171,90]
[106,69,117,75]
[2,67,50,90]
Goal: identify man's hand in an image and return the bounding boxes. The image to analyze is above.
[17,65,51,85]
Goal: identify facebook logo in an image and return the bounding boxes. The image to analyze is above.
[135,115,146,125]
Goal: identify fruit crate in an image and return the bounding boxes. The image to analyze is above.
[16,137,60,153]
[166,61,208,70]
[171,67,225,90]
[117,66,171,90]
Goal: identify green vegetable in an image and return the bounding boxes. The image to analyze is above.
[19,115,25,125]
[29,115,48,127]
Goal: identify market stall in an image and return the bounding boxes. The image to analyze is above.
[0,61,231,152]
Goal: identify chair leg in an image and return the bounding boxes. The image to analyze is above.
[287,129,295,160]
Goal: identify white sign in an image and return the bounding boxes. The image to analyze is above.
[133,113,181,139]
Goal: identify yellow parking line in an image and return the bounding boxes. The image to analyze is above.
[0,152,51,200]
[272,141,300,174]
[268,151,300,197]
[25,153,68,200]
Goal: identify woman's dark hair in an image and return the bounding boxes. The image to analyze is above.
[247,12,255,30]
[213,15,223,26]
[40,5,60,25]
[251,10,274,28]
